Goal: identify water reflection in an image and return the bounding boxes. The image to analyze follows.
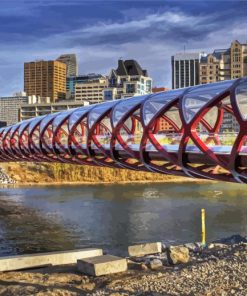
[0,182,246,256]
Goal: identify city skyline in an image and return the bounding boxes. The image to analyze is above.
[0,0,247,96]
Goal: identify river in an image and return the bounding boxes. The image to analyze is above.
[0,182,246,256]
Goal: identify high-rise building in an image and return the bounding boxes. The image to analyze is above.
[0,92,33,125]
[66,74,103,99]
[57,54,78,77]
[199,40,247,132]
[103,59,152,101]
[199,49,231,84]
[230,40,247,79]
[24,60,66,102]
[199,40,247,84]
[75,76,108,104]
[171,52,206,89]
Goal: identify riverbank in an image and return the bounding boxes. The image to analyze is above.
[1,162,215,186]
[0,238,246,296]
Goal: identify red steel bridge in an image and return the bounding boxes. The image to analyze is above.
[1,78,247,183]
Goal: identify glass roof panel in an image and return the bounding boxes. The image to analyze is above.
[183,80,234,123]
[88,101,116,129]
[2,126,11,138]
[40,113,60,134]
[142,89,185,126]
[236,78,247,120]
[68,105,94,130]
[9,124,19,138]
[28,116,46,133]
[53,109,75,130]
[18,119,33,134]
[112,95,147,128]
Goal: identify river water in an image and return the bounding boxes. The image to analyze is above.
[0,182,246,256]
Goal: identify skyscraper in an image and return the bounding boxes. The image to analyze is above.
[171,52,206,89]
[24,60,66,102]
[57,54,78,77]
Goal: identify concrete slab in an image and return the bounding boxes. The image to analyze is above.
[0,248,103,272]
[128,242,162,257]
[77,255,127,276]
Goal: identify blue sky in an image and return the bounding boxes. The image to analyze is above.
[0,0,247,96]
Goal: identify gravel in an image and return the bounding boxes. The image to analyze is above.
[0,239,246,295]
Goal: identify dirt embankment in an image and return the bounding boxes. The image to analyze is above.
[1,162,195,185]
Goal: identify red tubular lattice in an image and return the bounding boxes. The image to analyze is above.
[1,77,247,183]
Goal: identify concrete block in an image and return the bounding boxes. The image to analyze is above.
[77,255,127,276]
[128,242,162,257]
[0,248,103,272]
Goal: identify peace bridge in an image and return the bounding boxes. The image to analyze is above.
[1,77,247,183]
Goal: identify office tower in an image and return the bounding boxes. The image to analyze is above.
[24,60,66,102]
[75,75,108,104]
[57,54,78,77]
[66,74,103,99]
[103,59,152,101]
[171,52,205,89]
[0,92,29,125]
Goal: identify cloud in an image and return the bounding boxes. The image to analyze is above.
[0,1,247,96]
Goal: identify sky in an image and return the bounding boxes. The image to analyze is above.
[0,0,247,96]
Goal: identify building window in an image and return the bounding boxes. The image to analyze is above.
[104,90,113,101]
[126,84,135,94]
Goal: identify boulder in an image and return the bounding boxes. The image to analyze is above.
[149,259,163,270]
[167,246,189,265]
[184,243,198,252]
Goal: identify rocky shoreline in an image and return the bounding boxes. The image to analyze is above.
[0,167,15,185]
[0,235,246,296]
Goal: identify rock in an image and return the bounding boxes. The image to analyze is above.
[81,282,95,291]
[128,242,162,257]
[184,243,198,252]
[148,259,163,270]
[140,263,149,271]
[195,242,205,249]
[167,246,190,265]
[161,243,167,252]
[208,243,227,249]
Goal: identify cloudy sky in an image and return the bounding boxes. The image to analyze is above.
[0,0,247,96]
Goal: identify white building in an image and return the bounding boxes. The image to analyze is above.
[103,59,152,101]
[20,100,89,121]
